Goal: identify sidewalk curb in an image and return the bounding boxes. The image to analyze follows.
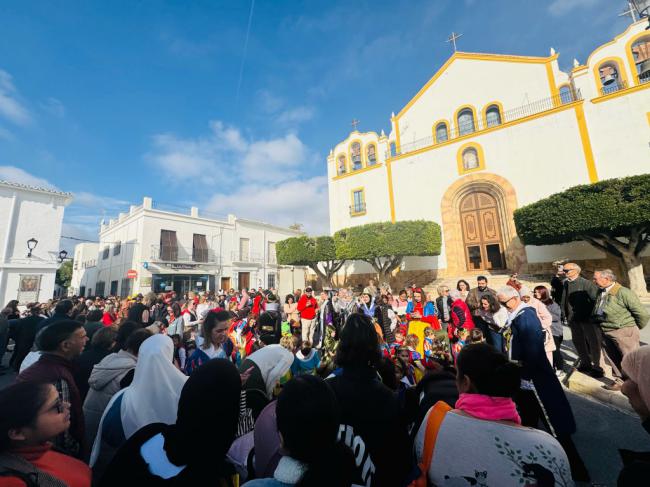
[566,370,633,413]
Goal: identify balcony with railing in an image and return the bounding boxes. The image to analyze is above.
[350,203,367,216]
[150,245,221,264]
[387,90,583,159]
[231,251,264,265]
[599,79,628,96]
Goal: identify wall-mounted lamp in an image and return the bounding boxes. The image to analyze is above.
[27,238,38,258]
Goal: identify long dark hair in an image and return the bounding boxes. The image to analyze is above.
[457,343,521,398]
[201,310,231,349]
[335,313,381,368]
[0,382,51,452]
[456,279,470,292]
[480,293,501,314]
[276,375,355,487]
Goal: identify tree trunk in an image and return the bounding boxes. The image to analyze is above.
[621,251,648,295]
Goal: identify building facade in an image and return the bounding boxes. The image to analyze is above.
[0,181,72,305]
[70,197,303,297]
[327,20,650,282]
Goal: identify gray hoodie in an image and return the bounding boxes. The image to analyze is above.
[83,350,137,449]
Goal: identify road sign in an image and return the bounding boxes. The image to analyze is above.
[126,269,138,279]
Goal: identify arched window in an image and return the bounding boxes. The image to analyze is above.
[337,155,347,175]
[485,105,502,127]
[462,147,480,170]
[631,35,650,84]
[435,122,448,143]
[559,85,574,104]
[366,144,377,165]
[350,142,362,170]
[390,142,397,157]
[457,108,475,136]
[598,61,623,94]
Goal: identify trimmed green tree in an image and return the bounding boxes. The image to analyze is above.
[334,220,442,283]
[276,235,345,288]
[56,260,73,289]
[514,174,650,295]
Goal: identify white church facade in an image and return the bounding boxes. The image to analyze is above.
[327,19,650,284]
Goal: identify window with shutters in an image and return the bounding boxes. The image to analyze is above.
[110,280,119,296]
[113,241,121,256]
[268,242,277,264]
[160,230,178,261]
[96,281,106,296]
[267,273,276,289]
[120,278,132,297]
[239,238,250,262]
[193,234,208,262]
[102,247,109,260]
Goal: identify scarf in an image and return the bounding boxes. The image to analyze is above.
[360,298,375,317]
[455,392,521,424]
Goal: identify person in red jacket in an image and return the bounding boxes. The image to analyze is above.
[0,381,91,487]
[297,287,319,344]
[448,289,475,340]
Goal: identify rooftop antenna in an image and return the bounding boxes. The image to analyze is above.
[619,1,638,21]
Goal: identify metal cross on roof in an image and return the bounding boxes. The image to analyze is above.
[619,1,638,21]
[446,31,463,52]
[351,118,360,131]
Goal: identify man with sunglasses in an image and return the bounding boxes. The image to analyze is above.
[17,319,88,459]
[560,263,603,378]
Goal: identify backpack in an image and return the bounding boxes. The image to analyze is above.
[409,400,451,487]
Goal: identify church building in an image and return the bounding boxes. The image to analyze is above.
[326,19,650,284]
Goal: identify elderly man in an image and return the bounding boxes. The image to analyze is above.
[560,262,603,377]
[497,286,589,482]
[592,269,649,390]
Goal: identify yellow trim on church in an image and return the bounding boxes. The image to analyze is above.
[432,119,451,144]
[573,104,598,183]
[332,162,383,181]
[481,102,504,128]
[387,99,582,163]
[545,62,560,106]
[456,142,486,175]
[392,117,401,153]
[592,56,630,96]
[350,187,367,217]
[591,80,650,103]
[386,161,396,223]
[585,19,647,67]
[395,51,557,120]
[625,31,650,86]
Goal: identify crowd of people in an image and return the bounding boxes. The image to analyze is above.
[0,264,648,486]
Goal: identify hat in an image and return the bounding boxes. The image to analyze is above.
[305,287,313,292]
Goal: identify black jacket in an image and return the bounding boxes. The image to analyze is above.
[561,276,598,322]
[327,365,412,487]
[435,296,454,323]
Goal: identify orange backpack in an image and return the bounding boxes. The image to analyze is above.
[410,400,452,487]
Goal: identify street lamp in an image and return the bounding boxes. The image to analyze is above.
[58,249,68,263]
[27,238,38,258]
[630,0,650,28]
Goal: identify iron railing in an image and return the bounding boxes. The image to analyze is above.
[599,79,627,96]
[231,251,264,264]
[387,90,583,158]
[350,203,367,216]
[150,245,221,264]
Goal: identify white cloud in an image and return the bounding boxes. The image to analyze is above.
[277,106,315,124]
[548,0,602,16]
[73,191,130,209]
[148,120,310,183]
[0,165,58,189]
[41,97,66,118]
[0,69,31,126]
[205,176,330,235]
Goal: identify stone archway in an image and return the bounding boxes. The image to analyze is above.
[440,173,526,275]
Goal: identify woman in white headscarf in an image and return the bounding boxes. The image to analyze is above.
[89,334,188,478]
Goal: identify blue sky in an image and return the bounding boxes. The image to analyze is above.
[0,0,633,247]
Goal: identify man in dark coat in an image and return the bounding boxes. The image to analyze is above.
[36,299,74,332]
[17,319,89,458]
[8,303,45,371]
[560,263,602,377]
[498,286,590,482]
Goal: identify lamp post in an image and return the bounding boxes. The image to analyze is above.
[27,238,38,258]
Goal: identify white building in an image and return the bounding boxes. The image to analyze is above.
[70,197,304,297]
[0,180,72,306]
[327,19,650,284]
[69,242,99,297]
